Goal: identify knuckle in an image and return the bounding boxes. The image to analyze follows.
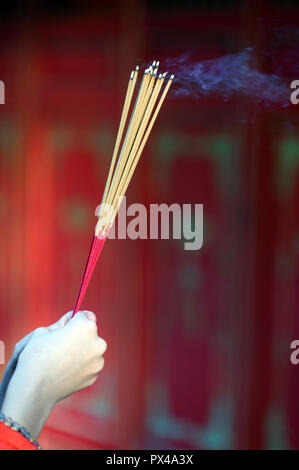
[59,312,72,326]
[96,338,107,355]
[96,357,105,372]
[87,318,97,329]
[87,375,97,387]
[73,311,86,323]
[85,322,97,336]
[82,310,97,322]
[33,327,46,336]
[74,313,97,332]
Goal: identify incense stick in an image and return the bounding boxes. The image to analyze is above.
[72,63,174,316]
[96,67,138,226]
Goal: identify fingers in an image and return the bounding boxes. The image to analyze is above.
[86,357,105,388]
[94,356,105,375]
[48,310,92,333]
[52,310,107,391]
[69,310,98,332]
[93,338,106,378]
[83,310,97,322]
[70,310,96,321]
[48,311,73,331]
[96,337,107,356]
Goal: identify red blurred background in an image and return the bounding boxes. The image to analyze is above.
[0,0,299,449]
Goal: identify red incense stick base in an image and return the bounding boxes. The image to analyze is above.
[71,232,108,317]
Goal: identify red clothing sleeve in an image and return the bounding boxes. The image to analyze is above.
[0,421,38,450]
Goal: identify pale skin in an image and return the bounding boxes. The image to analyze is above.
[0,310,107,441]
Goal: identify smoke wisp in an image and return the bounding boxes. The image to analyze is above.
[165,48,291,107]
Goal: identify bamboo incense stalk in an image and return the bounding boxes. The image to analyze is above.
[73,64,174,315]
[104,62,155,202]
[103,72,163,223]
[103,68,150,209]
[101,68,137,203]
[105,74,165,229]
[95,67,138,232]
[95,71,150,236]
[107,75,174,228]
[96,71,173,235]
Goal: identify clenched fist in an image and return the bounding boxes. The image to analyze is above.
[0,310,107,439]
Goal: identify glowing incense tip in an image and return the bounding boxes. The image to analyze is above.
[152,60,156,67]
[135,65,140,71]
[130,71,135,79]
[170,74,174,80]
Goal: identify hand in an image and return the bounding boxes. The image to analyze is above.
[0,311,71,409]
[18,309,107,403]
[1,310,107,439]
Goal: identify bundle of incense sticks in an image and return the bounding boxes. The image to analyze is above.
[71,61,174,317]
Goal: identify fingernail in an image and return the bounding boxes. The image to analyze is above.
[83,310,97,322]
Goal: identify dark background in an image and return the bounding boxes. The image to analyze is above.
[0,0,299,449]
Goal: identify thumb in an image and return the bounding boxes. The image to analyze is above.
[82,310,97,322]
[48,311,73,331]
[69,310,97,326]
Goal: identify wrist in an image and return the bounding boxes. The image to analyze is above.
[1,362,54,440]
[0,411,42,449]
